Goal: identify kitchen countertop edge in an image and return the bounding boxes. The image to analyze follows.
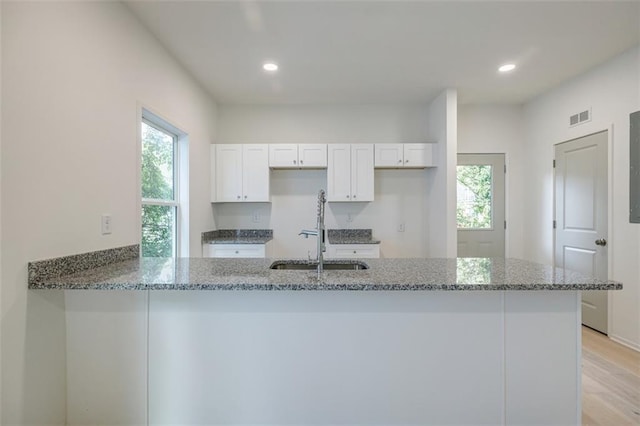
[28,257,622,291]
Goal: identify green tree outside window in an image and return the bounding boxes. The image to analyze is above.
[141,121,177,257]
[457,165,493,229]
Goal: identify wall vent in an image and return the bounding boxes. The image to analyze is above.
[569,108,591,127]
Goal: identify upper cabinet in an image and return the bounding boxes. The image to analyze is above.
[269,144,327,168]
[213,144,270,202]
[374,143,435,168]
[327,144,374,202]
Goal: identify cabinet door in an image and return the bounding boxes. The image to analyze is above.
[242,144,270,202]
[299,144,327,168]
[269,144,298,168]
[403,143,434,168]
[374,144,404,168]
[327,144,352,201]
[351,144,374,202]
[210,145,216,202]
[215,144,243,202]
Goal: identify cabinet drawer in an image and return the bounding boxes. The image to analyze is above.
[327,244,380,259]
[205,244,266,258]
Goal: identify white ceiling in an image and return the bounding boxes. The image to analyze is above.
[126,1,640,105]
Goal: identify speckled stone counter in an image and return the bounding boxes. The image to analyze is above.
[327,229,380,244]
[201,229,273,244]
[28,257,622,291]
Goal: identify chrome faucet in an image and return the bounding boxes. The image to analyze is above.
[298,229,318,238]
[298,189,327,277]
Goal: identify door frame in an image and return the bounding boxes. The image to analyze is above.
[552,125,615,334]
[457,152,509,257]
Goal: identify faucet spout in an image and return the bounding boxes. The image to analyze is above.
[298,189,326,278]
[316,189,327,277]
[298,229,318,238]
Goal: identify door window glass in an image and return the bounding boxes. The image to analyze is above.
[457,165,493,229]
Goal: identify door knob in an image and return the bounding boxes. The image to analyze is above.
[595,238,607,246]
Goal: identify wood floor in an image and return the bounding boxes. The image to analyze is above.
[582,326,640,425]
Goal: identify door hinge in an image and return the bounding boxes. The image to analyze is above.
[553,159,556,168]
[504,220,507,230]
[553,220,557,229]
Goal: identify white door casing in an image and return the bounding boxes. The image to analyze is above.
[554,131,608,334]
[457,154,506,258]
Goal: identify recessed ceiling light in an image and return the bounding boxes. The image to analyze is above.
[498,63,516,73]
[263,62,278,72]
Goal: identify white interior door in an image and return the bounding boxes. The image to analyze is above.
[554,131,608,334]
[457,154,506,257]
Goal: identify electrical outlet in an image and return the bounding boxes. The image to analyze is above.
[398,222,405,232]
[101,214,112,235]
[252,210,260,223]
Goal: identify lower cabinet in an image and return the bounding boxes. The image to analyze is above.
[326,244,380,259]
[204,243,266,258]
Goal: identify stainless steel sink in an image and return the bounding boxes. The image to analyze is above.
[269,260,369,270]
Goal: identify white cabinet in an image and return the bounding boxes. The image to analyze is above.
[327,144,374,202]
[374,143,435,168]
[269,144,327,168]
[326,244,380,259]
[204,243,266,258]
[213,144,269,202]
[299,144,327,168]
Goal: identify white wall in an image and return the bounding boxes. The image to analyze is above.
[215,104,434,258]
[217,104,429,144]
[0,0,3,413]
[426,90,458,257]
[1,2,217,423]
[523,46,640,350]
[458,105,525,258]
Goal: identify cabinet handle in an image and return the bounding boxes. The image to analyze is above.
[405,159,409,163]
[235,250,239,254]
[398,159,402,163]
[237,195,241,200]
[244,195,248,199]
[293,160,297,164]
[346,195,350,199]
[353,194,357,199]
[300,160,303,165]
[353,250,357,254]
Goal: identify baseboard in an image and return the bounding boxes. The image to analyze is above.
[609,334,640,353]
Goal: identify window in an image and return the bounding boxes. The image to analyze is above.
[141,117,179,257]
[456,164,493,229]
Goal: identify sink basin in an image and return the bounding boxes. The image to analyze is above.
[269,260,369,270]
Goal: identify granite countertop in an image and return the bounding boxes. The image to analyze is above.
[28,256,622,291]
[327,229,380,244]
[202,229,273,244]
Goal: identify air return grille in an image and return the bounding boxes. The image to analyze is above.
[569,108,591,127]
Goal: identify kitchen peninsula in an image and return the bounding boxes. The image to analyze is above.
[29,248,621,425]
